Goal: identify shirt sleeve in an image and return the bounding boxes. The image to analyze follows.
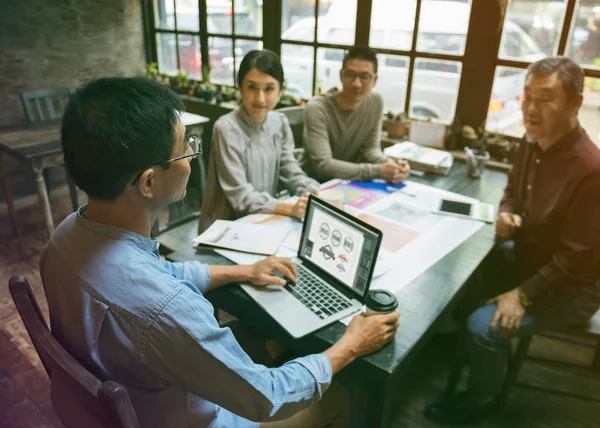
[519,171,600,300]
[278,114,320,195]
[142,287,332,423]
[359,95,388,164]
[212,124,278,216]
[162,261,211,294]
[304,102,381,182]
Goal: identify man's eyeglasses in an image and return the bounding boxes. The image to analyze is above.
[130,135,202,185]
[341,70,374,83]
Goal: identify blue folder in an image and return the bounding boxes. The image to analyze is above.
[348,180,406,194]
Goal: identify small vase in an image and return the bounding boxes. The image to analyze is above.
[385,121,409,138]
[465,148,490,178]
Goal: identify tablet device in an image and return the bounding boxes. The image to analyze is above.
[433,198,496,223]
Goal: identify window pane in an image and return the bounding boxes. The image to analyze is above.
[370,0,415,51]
[316,48,344,94]
[499,0,566,60]
[234,39,263,84]
[209,37,234,86]
[154,0,175,30]
[176,0,199,32]
[207,0,232,34]
[376,54,410,114]
[318,0,356,45]
[281,44,315,98]
[417,0,472,55]
[236,0,262,36]
[410,58,461,122]
[582,78,600,146]
[567,2,600,69]
[282,0,315,41]
[157,33,178,75]
[485,67,527,136]
[179,34,201,79]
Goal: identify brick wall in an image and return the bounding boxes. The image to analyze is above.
[0,0,146,200]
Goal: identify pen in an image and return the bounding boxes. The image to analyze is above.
[391,188,416,197]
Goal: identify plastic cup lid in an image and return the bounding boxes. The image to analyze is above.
[365,289,398,312]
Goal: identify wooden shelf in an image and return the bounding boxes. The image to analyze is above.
[449,150,512,172]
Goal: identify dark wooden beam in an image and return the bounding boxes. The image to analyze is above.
[453,0,506,128]
[355,0,373,46]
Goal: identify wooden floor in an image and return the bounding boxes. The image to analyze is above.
[1,186,599,427]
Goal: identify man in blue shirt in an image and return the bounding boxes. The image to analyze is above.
[41,77,400,427]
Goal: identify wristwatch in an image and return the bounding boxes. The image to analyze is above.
[518,288,531,307]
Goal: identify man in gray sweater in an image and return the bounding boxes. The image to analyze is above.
[302,45,410,183]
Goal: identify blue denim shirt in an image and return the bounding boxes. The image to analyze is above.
[40,207,332,428]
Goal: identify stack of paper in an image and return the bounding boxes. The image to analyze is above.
[384,141,453,175]
[193,220,290,256]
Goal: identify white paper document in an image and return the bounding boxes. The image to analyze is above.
[193,219,289,256]
[385,141,450,166]
[338,181,487,324]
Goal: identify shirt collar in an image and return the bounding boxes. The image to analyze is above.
[75,205,160,253]
[237,105,267,134]
[527,124,583,155]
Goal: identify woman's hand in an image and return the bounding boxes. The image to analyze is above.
[290,192,310,220]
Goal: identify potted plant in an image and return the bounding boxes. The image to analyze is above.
[384,111,411,138]
[145,62,159,80]
[218,85,239,102]
[466,122,516,163]
[485,131,513,163]
[169,71,190,95]
[276,92,306,109]
[194,81,217,102]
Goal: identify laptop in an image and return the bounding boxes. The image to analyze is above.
[241,194,383,338]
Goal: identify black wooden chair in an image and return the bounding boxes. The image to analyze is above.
[20,87,79,211]
[446,309,600,405]
[9,276,140,428]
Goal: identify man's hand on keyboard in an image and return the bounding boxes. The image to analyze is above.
[250,257,298,287]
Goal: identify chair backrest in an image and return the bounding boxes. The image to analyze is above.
[8,276,140,428]
[20,87,74,123]
[277,106,305,149]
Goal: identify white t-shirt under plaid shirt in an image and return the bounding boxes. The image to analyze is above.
[200,106,319,232]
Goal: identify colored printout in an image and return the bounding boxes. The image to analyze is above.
[206,180,486,314]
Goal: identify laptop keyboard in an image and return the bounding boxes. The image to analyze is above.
[283,266,352,319]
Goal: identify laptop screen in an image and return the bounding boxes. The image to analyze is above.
[298,196,381,299]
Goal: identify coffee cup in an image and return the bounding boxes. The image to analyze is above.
[318,189,345,210]
[364,289,398,316]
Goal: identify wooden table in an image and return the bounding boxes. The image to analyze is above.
[167,162,508,427]
[0,120,66,235]
[0,113,210,237]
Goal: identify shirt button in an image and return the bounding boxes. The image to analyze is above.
[535,158,540,164]
[527,185,532,190]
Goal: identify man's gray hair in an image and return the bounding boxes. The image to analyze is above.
[527,56,584,98]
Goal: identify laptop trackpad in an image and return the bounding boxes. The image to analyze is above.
[242,284,298,310]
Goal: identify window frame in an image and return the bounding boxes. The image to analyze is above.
[142,0,600,136]
[483,0,600,139]
[145,0,265,86]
